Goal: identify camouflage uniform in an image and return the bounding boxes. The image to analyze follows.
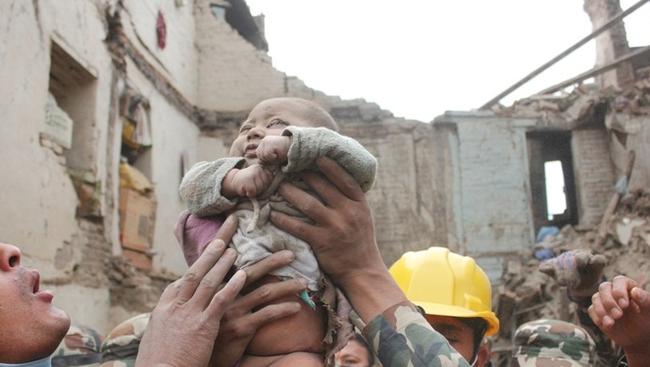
[364,301,471,367]
[512,319,596,367]
[100,302,472,367]
[51,325,103,367]
[99,314,150,367]
[574,299,620,366]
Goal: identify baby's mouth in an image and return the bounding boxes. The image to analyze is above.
[245,143,258,158]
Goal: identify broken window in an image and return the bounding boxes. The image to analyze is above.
[48,40,97,167]
[118,86,155,271]
[527,131,578,235]
[48,39,101,218]
[544,160,568,220]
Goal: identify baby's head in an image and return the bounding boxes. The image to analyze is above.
[230,98,338,159]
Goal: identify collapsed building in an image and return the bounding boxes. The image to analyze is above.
[461,0,650,364]
[0,3,648,363]
[0,0,447,333]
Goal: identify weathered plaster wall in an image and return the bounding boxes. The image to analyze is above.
[124,59,201,275]
[0,0,115,321]
[433,112,538,282]
[123,0,199,103]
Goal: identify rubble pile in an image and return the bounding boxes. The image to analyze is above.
[492,189,650,363]
[493,76,650,124]
[490,77,650,364]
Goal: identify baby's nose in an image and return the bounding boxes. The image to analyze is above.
[247,126,265,140]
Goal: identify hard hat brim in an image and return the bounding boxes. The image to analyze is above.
[417,301,500,336]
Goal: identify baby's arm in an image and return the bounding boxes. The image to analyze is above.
[272,126,377,192]
[179,157,245,216]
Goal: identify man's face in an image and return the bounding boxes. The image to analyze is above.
[334,338,371,367]
[0,243,70,363]
[426,315,481,365]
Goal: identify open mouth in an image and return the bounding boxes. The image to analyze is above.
[30,270,54,302]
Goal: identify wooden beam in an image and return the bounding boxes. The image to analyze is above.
[479,0,649,110]
[536,45,650,95]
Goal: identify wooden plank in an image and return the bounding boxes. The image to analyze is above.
[479,0,649,110]
[536,45,650,96]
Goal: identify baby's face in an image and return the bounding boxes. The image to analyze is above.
[231,99,315,163]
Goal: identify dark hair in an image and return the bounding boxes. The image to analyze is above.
[350,333,376,366]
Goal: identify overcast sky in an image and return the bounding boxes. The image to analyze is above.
[245,0,649,121]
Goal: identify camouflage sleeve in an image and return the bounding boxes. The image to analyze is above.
[574,297,621,365]
[363,301,470,367]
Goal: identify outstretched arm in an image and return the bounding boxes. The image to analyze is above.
[271,157,470,367]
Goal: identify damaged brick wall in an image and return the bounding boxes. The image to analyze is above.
[584,0,636,88]
[572,127,616,228]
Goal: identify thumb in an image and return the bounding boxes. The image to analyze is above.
[538,261,556,277]
[631,287,650,309]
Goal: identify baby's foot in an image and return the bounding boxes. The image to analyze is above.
[539,249,607,299]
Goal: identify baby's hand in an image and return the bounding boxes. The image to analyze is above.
[223,165,273,198]
[257,136,290,165]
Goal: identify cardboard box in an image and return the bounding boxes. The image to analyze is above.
[122,248,152,272]
[119,188,156,253]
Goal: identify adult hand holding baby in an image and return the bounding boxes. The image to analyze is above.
[209,250,307,367]
[136,216,245,367]
[271,157,407,323]
[137,217,306,367]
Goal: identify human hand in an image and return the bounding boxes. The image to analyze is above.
[209,251,306,367]
[270,157,406,322]
[539,249,607,299]
[588,276,650,358]
[136,216,246,367]
[257,135,290,165]
[223,164,273,198]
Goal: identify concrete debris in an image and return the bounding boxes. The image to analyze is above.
[493,76,650,125]
[493,189,650,362]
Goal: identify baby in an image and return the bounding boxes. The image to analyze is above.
[178,97,376,366]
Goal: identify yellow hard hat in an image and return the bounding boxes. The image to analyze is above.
[389,247,499,336]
